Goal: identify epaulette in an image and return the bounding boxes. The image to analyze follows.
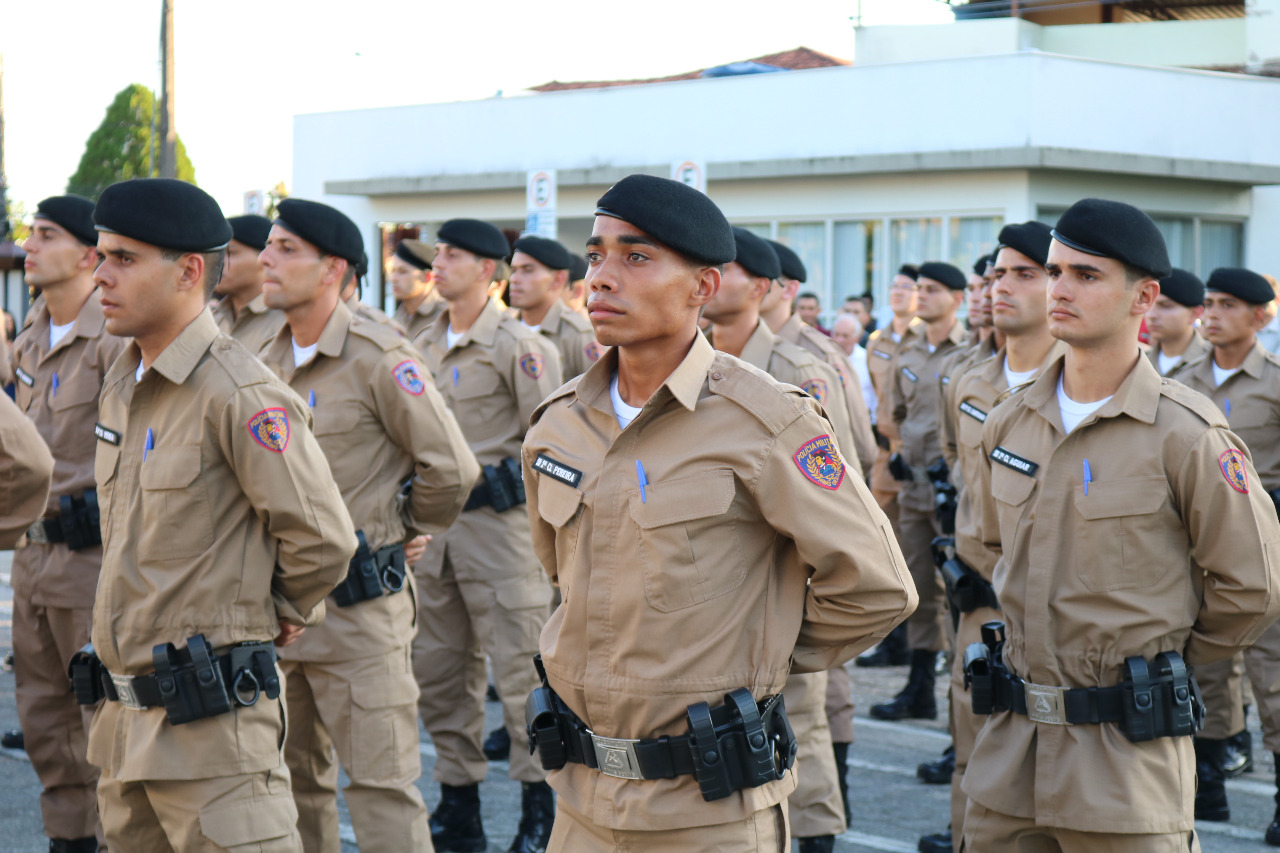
[708,354,808,436]
[347,314,404,352]
[769,337,816,371]
[1159,378,1229,428]
[1262,349,1280,371]
[991,379,1035,410]
[496,314,545,344]
[530,374,586,425]
[558,309,595,334]
[207,334,280,389]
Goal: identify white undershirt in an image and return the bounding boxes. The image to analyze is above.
[1212,360,1240,387]
[1003,358,1037,390]
[927,343,936,354]
[49,320,75,348]
[1157,351,1182,376]
[446,325,464,349]
[1057,374,1112,433]
[610,372,644,430]
[520,320,542,333]
[135,360,145,382]
[292,337,319,368]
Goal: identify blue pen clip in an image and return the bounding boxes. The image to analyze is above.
[452,366,460,387]
[636,460,648,503]
[51,372,59,397]
[144,428,154,462]
[1225,398,1231,417]
[1083,458,1092,496]
[308,389,316,408]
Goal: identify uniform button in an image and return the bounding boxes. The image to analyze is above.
[711,371,724,380]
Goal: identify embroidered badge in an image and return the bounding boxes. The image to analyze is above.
[902,367,918,382]
[793,435,846,491]
[519,353,545,379]
[13,366,33,387]
[959,401,987,423]
[800,378,829,405]
[247,408,290,453]
[872,350,892,361]
[392,360,426,396]
[533,453,583,488]
[584,341,603,363]
[1219,448,1249,494]
[94,423,122,446]
[990,446,1038,477]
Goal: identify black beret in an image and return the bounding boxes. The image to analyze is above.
[394,240,432,271]
[94,179,232,252]
[437,218,509,260]
[732,228,781,280]
[918,261,967,291]
[1157,268,1205,307]
[595,174,734,266]
[766,239,806,283]
[971,253,992,277]
[227,214,272,251]
[1051,198,1171,279]
[512,235,572,271]
[568,254,588,281]
[897,264,919,281]
[997,220,1053,268]
[1206,267,1273,305]
[274,198,363,267]
[356,252,369,280]
[34,195,97,247]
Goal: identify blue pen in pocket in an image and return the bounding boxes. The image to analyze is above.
[1083,458,1092,496]
[1225,398,1231,417]
[308,389,316,408]
[452,366,459,387]
[636,460,648,503]
[51,373,59,397]
[144,428,154,462]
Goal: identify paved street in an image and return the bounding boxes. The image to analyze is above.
[0,549,1273,851]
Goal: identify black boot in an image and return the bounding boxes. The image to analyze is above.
[508,781,554,853]
[918,828,952,853]
[832,741,852,827]
[48,840,97,853]
[917,743,955,784]
[856,623,909,668]
[1193,737,1230,822]
[429,783,487,852]
[1,729,24,750]
[484,725,512,761]
[1224,726,1253,777]
[870,649,938,720]
[798,836,835,852]
[1266,753,1280,846]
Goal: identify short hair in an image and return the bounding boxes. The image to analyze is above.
[162,247,226,300]
[860,291,875,306]
[797,292,820,303]
[843,295,862,305]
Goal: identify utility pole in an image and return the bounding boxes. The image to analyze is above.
[158,0,177,179]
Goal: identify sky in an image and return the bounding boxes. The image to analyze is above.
[0,0,954,218]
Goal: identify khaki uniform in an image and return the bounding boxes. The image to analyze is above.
[261,299,479,852]
[867,321,923,522]
[963,353,1280,848]
[411,297,562,785]
[938,335,998,480]
[525,298,603,381]
[394,291,446,347]
[348,293,404,333]
[11,291,126,840]
[889,320,969,652]
[0,392,53,548]
[212,293,286,355]
[91,309,356,851]
[523,334,916,836]
[1147,331,1210,377]
[0,335,12,385]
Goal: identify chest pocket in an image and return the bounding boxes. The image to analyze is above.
[94,444,121,549]
[49,373,100,412]
[448,366,505,439]
[312,402,361,437]
[990,467,1036,558]
[536,477,585,586]
[1072,475,1170,592]
[139,445,213,562]
[628,469,746,613]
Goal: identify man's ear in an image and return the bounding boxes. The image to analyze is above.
[174,252,206,294]
[690,266,721,309]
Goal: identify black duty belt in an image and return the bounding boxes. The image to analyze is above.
[25,517,65,545]
[24,490,101,550]
[332,530,407,607]
[463,458,526,513]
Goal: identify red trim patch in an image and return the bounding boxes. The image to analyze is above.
[519,353,545,379]
[247,408,290,453]
[793,435,845,491]
[393,360,426,396]
[1220,448,1249,494]
[800,378,829,405]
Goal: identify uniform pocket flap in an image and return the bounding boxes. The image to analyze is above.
[1074,475,1166,520]
[629,468,735,529]
[453,369,500,400]
[350,673,420,710]
[49,379,100,410]
[990,469,1035,507]
[139,445,202,490]
[312,402,362,436]
[95,445,120,485]
[537,477,584,528]
[200,792,297,846]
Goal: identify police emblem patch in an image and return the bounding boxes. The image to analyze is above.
[519,353,545,379]
[393,360,426,396]
[247,408,290,453]
[584,341,603,363]
[800,378,829,405]
[793,435,845,491]
[1219,448,1248,494]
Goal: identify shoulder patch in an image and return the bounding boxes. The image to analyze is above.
[392,359,426,395]
[793,435,846,490]
[247,408,290,452]
[1219,448,1249,494]
[584,341,603,363]
[519,352,545,379]
[800,378,829,405]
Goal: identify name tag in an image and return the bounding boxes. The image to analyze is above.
[14,366,34,387]
[532,453,583,488]
[95,423,122,446]
[872,350,892,361]
[902,367,918,383]
[990,446,1038,477]
[959,401,987,423]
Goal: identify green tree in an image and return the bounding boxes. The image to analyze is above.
[66,83,196,200]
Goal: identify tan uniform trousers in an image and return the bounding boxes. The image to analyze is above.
[949,604,1001,852]
[896,504,948,652]
[548,798,788,853]
[781,671,845,838]
[963,801,1200,853]
[1194,652,1247,741]
[11,579,99,840]
[282,646,429,853]
[1246,616,1280,752]
[98,753,301,852]
[825,663,855,744]
[870,447,900,527]
[412,545,549,784]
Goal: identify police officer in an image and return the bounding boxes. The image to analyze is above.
[89,177,357,850]
[1145,268,1208,376]
[561,253,589,316]
[873,262,968,722]
[258,198,479,852]
[390,239,443,344]
[0,391,52,549]
[522,172,915,851]
[1167,267,1280,839]
[410,218,562,853]
[963,199,1280,851]
[343,254,404,331]
[211,214,285,353]
[509,235,603,379]
[11,195,128,852]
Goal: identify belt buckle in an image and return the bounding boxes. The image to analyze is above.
[1024,682,1068,725]
[110,674,148,711]
[25,521,49,545]
[591,734,644,780]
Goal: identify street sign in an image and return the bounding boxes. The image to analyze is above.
[671,160,706,194]
[524,170,557,238]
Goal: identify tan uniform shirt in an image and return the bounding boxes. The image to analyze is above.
[90,309,357,780]
[1147,331,1210,377]
[12,291,127,608]
[261,300,479,662]
[778,313,876,476]
[212,293,287,356]
[0,392,53,549]
[0,336,11,385]
[868,319,923,440]
[347,293,404,334]
[1175,342,1280,491]
[524,333,915,830]
[938,335,998,476]
[965,353,1280,833]
[523,298,603,381]
[394,291,446,347]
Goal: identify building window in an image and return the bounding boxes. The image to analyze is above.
[833,220,882,304]
[890,218,943,277]
[1200,221,1244,279]
[777,222,829,311]
[949,216,1002,272]
[1038,208,1242,279]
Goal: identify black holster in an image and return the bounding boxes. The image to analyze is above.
[58,490,102,551]
[1120,652,1203,742]
[938,546,1000,618]
[332,530,407,607]
[887,452,911,482]
[963,621,1009,715]
[68,644,106,705]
